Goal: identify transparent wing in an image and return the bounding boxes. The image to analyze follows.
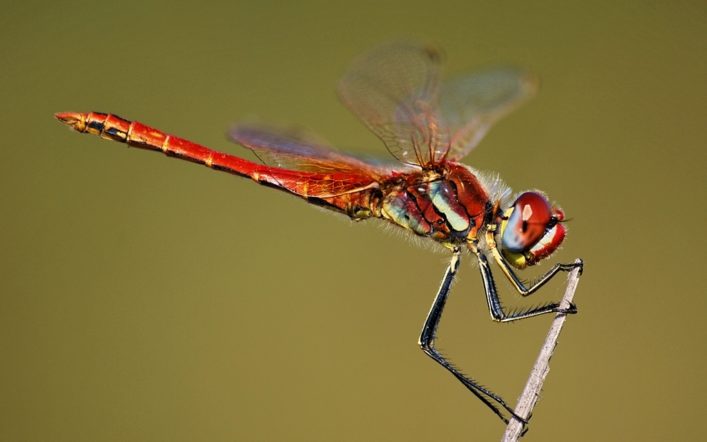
[229,124,391,178]
[439,67,538,161]
[337,42,449,167]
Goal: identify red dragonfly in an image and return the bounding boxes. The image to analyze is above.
[56,42,582,427]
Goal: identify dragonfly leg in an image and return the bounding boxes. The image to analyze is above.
[418,248,526,425]
[484,229,583,298]
[474,247,581,322]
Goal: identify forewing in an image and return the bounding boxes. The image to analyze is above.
[337,42,448,167]
[439,67,538,161]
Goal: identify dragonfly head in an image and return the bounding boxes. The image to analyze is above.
[498,191,566,269]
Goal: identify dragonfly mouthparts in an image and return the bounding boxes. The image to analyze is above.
[54,112,86,131]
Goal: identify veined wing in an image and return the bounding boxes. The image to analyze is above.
[229,124,393,197]
[337,42,448,168]
[439,67,538,161]
[229,124,393,176]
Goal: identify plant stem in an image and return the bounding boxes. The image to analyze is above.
[501,260,583,441]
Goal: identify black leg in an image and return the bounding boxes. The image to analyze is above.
[418,248,525,425]
[474,250,577,322]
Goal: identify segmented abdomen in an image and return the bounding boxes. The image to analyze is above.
[56,112,383,219]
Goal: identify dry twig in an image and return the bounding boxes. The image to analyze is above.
[501,260,583,441]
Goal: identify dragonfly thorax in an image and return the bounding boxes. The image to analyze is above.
[379,163,493,245]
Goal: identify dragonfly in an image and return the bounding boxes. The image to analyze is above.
[56,42,582,427]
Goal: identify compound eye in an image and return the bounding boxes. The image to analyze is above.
[501,192,553,252]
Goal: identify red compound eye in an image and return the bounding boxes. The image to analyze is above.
[501,192,554,252]
[500,191,567,268]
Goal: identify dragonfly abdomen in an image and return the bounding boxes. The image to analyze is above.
[56,112,273,178]
[55,112,382,215]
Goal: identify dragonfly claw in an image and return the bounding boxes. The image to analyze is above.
[554,303,578,315]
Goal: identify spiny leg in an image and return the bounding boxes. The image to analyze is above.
[418,248,525,425]
[474,248,580,322]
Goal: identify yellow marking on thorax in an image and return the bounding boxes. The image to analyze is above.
[161,135,170,152]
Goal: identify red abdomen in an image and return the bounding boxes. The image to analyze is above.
[56,112,384,218]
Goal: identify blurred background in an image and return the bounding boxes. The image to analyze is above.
[1,1,705,441]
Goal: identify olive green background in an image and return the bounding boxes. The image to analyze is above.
[2,1,705,441]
